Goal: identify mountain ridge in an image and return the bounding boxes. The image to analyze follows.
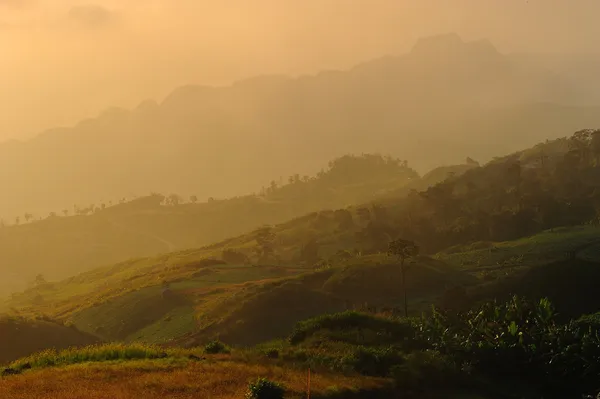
[2,33,600,220]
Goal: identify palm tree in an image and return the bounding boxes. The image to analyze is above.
[388,239,420,317]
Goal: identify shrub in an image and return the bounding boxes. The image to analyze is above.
[389,350,464,392]
[289,311,415,346]
[339,346,404,376]
[417,296,600,397]
[245,377,285,399]
[321,385,361,398]
[204,340,230,354]
[222,249,250,264]
[265,349,279,359]
[184,258,226,269]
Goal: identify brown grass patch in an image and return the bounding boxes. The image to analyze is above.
[0,359,388,399]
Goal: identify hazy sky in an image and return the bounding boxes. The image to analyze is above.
[1,0,599,140]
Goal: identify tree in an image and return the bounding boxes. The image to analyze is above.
[387,239,419,317]
[357,207,371,224]
[62,209,69,217]
[334,209,354,230]
[167,194,182,206]
[466,157,480,166]
[254,226,276,262]
[356,221,396,254]
[300,237,320,264]
[24,213,33,223]
[591,130,600,165]
[268,180,278,194]
[34,274,47,286]
[371,204,388,222]
[190,195,198,204]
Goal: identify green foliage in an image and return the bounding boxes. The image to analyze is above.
[387,240,419,263]
[285,298,600,397]
[417,296,600,397]
[245,377,285,399]
[203,340,230,354]
[575,312,600,333]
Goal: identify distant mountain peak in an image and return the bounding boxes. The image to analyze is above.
[411,33,463,54]
[411,33,499,57]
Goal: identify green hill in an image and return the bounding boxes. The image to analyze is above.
[7,222,598,349]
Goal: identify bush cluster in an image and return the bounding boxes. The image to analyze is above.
[417,296,600,397]
[245,377,285,399]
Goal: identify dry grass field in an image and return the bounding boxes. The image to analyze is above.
[0,358,388,399]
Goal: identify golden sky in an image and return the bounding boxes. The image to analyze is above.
[1,0,599,140]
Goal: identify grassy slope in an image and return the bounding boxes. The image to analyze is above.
[4,202,470,346]
[0,316,98,365]
[180,258,468,347]
[0,158,472,296]
[181,223,600,346]
[437,225,600,269]
[435,225,600,318]
[6,219,600,348]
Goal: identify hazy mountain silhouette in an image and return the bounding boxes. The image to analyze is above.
[1,33,600,219]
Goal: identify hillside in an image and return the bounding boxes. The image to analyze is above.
[0,316,98,365]
[1,297,598,399]
[5,130,600,354]
[0,344,391,398]
[6,221,600,350]
[3,33,600,222]
[0,153,434,295]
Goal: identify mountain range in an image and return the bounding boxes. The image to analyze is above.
[2,33,600,220]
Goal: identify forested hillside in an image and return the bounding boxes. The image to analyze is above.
[369,129,600,252]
